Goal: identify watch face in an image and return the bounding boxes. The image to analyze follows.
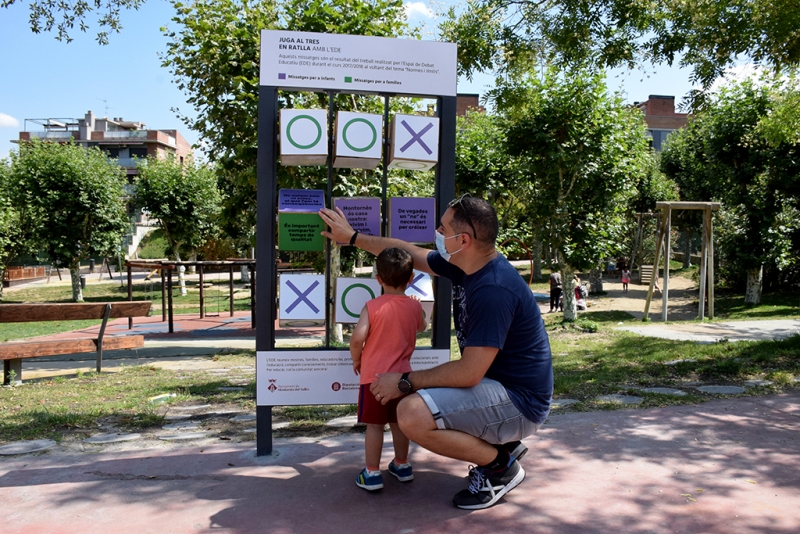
[398,379,412,394]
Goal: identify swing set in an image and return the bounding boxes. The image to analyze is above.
[641,201,721,321]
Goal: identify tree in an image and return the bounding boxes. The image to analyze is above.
[133,155,222,296]
[7,139,128,301]
[660,78,800,303]
[161,0,422,341]
[3,0,145,44]
[502,69,650,320]
[440,0,800,107]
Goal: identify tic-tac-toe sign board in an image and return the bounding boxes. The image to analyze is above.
[405,270,434,331]
[389,114,440,171]
[280,109,328,166]
[257,30,457,455]
[334,277,382,323]
[279,274,326,327]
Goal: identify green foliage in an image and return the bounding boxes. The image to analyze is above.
[629,152,680,213]
[136,228,170,259]
[5,0,146,44]
[6,139,128,294]
[440,0,800,106]
[660,78,800,291]
[501,68,651,272]
[133,155,222,260]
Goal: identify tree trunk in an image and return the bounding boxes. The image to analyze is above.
[188,250,197,274]
[681,228,692,268]
[744,266,763,305]
[532,238,542,280]
[562,265,577,321]
[0,267,5,301]
[589,263,603,293]
[240,264,250,283]
[70,263,84,302]
[173,247,187,297]
[329,245,343,344]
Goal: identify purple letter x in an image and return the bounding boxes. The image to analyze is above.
[399,120,434,155]
[285,280,320,314]
[407,273,428,297]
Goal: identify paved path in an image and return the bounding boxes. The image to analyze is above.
[1,393,798,533]
[618,319,800,343]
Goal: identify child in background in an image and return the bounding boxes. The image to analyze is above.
[622,268,631,292]
[350,247,428,491]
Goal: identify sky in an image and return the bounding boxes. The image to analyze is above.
[0,0,701,160]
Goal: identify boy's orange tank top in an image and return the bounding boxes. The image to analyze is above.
[359,294,422,385]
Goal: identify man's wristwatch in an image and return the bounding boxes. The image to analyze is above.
[398,372,413,394]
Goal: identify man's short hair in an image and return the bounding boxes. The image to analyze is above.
[376,247,414,288]
[449,194,498,248]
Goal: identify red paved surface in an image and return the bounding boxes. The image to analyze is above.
[1,393,799,533]
[25,311,324,342]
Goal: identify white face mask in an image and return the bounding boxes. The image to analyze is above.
[435,230,463,262]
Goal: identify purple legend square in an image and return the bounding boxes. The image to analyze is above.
[389,197,436,243]
[333,197,381,244]
[279,189,326,212]
[278,73,286,80]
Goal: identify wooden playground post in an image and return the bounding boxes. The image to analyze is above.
[644,202,721,322]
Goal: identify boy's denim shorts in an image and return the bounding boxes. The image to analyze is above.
[416,378,542,445]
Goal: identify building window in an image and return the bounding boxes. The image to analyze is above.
[130,147,148,159]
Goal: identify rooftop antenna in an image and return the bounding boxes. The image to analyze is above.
[96,98,113,117]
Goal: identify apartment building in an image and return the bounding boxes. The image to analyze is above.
[634,95,691,151]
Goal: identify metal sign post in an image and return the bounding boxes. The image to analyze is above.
[256,31,457,456]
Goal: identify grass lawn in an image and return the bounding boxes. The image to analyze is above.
[1,273,798,443]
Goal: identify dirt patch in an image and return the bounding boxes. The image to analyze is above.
[583,275,701,321]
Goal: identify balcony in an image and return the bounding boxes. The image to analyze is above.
[28,131,76,140]
[103,130,148,140]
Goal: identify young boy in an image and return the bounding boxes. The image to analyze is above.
[350,247,428,491]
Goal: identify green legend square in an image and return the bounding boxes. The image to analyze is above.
[345,76,352,83]
[278,212,326,251]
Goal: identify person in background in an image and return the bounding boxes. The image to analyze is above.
[621,268,631,292]
[549,270,562,313]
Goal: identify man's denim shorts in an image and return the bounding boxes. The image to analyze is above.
[416,377,541,444]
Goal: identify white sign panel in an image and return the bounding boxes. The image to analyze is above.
[335,277,382,324]
[389,114,439,170]
[335,111,383,158]
[261,30,457,96]
[279,274,325,326]
[404,270,434,301]
[280,109,328,156]
[257,349,451,405]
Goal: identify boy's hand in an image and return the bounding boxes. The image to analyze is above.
[352,360,361,375]
[408,294,421,302]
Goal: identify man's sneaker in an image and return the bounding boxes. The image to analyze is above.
[388,461,414,482]
[502,441,528,462]
[452,459,525,510]
[356,468,384,491]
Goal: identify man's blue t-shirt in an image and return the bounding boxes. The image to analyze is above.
[427,251,553,424]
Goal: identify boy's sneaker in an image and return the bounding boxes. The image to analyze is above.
[502,441,528,462]
[452,459,525,510]
[356,468,384,491]
[388,461,414,482]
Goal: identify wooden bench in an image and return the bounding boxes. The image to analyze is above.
[0,301,152,385]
